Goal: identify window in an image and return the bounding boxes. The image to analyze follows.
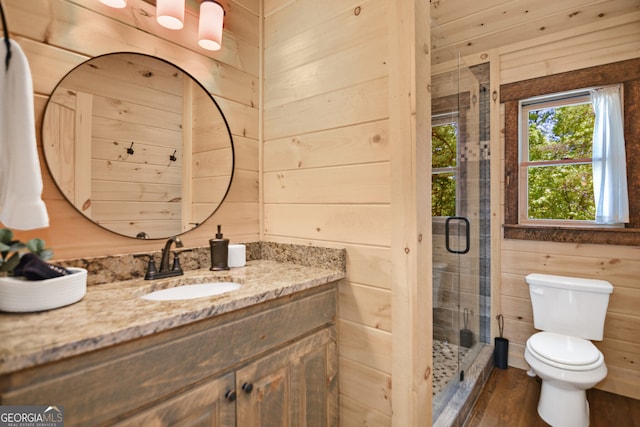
[501,58,640,246]
[432,114,458,217]
[519,92,598,225]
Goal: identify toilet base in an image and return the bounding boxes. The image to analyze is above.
[538,380,590,427]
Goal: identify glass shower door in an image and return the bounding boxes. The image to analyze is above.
[445,215,475,382]
[432,53,490,421]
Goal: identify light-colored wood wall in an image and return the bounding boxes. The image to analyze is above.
[263,0,432,424]
[262,1,397,424]
[3,0,260,257]
[190,79,235,231]
[496,15,640,400]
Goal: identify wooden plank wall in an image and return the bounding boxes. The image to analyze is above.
[190,80,235,230]
[430,0,640,65]
[2,0,260,257]
[497,14,640,400]
[262,1,396,425]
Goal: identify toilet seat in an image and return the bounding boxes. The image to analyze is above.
[526,332,603,371]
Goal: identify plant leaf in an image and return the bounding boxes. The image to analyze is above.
[26,238,46,253]
[0,253,21,273]
[0,228,13,245]
[8,241,26,252]
[39,249,54,260]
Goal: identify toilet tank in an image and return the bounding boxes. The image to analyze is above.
[526,273,613,340]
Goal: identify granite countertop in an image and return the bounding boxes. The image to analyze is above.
[0,260,345,376]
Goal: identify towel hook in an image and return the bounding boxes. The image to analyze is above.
[1,0,11,71]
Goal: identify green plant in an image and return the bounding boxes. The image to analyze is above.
[0,228,53,276]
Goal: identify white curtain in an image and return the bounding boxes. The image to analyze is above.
[590,85,629,224]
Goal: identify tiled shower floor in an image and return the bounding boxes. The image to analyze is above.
[432,339,472,396]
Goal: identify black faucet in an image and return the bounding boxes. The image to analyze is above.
[144,236,184,280]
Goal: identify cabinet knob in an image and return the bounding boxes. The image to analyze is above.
[225,390,237,402]
[242,383,254,394]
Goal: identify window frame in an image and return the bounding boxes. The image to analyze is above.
[501,58,640,246]
[519,92,599,227]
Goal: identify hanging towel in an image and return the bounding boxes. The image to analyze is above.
[0,38,49,230]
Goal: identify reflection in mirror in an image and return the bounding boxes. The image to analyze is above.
[42,53,234,239]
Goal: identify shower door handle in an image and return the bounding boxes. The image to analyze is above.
[445,216,470,254]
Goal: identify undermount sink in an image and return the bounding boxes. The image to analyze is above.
[141,282,241,301]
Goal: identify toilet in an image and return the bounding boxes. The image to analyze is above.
[524,273,613,427]
[432,262,448,308]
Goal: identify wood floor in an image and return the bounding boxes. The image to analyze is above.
[464,367,640,427]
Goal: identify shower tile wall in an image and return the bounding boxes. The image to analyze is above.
[477,63,491,344]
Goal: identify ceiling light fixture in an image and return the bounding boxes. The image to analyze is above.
[156,0,185,30]
[198,0,224,51]
[98,0,225,51]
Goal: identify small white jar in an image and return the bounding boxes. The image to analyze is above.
[228,244,246,268]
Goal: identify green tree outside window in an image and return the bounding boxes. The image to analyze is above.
[526,103,596,220]
[432,123,457,217]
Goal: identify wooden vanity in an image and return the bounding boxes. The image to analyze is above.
[0,260,343,426]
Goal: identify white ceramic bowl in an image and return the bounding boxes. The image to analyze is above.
[0,267,87,313]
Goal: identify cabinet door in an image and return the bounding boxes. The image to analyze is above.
[235,328,337,427]
[113,372,236,427]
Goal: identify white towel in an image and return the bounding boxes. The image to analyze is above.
[0,38,49,230]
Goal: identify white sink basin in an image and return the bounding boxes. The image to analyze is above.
[141,282,241,301]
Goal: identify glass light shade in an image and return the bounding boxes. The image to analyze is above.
[198,1,224,51]
[157,0,185,30]
[99,0,127,8]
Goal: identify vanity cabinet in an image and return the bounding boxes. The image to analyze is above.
[114,372,237,427]
[114,328,336,427]
[235,328,337,426]
[0,284,338,427]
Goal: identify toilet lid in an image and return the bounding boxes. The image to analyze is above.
[528,332,601,366]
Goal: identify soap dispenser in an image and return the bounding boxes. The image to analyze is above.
[210,225,229,271]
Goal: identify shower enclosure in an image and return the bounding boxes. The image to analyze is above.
[430,26,492,423]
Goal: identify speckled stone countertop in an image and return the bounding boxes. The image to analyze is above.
[0,244,346,376]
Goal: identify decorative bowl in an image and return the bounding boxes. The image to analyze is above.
[0,267,87,313]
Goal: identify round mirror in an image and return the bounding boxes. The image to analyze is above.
[42,53,234,239]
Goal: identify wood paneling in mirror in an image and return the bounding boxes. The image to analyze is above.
[42,53,234,239]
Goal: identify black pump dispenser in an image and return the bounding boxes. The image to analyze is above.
[210,225,229,271]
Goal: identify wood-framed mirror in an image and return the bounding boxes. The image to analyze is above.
[42,52,234,239]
